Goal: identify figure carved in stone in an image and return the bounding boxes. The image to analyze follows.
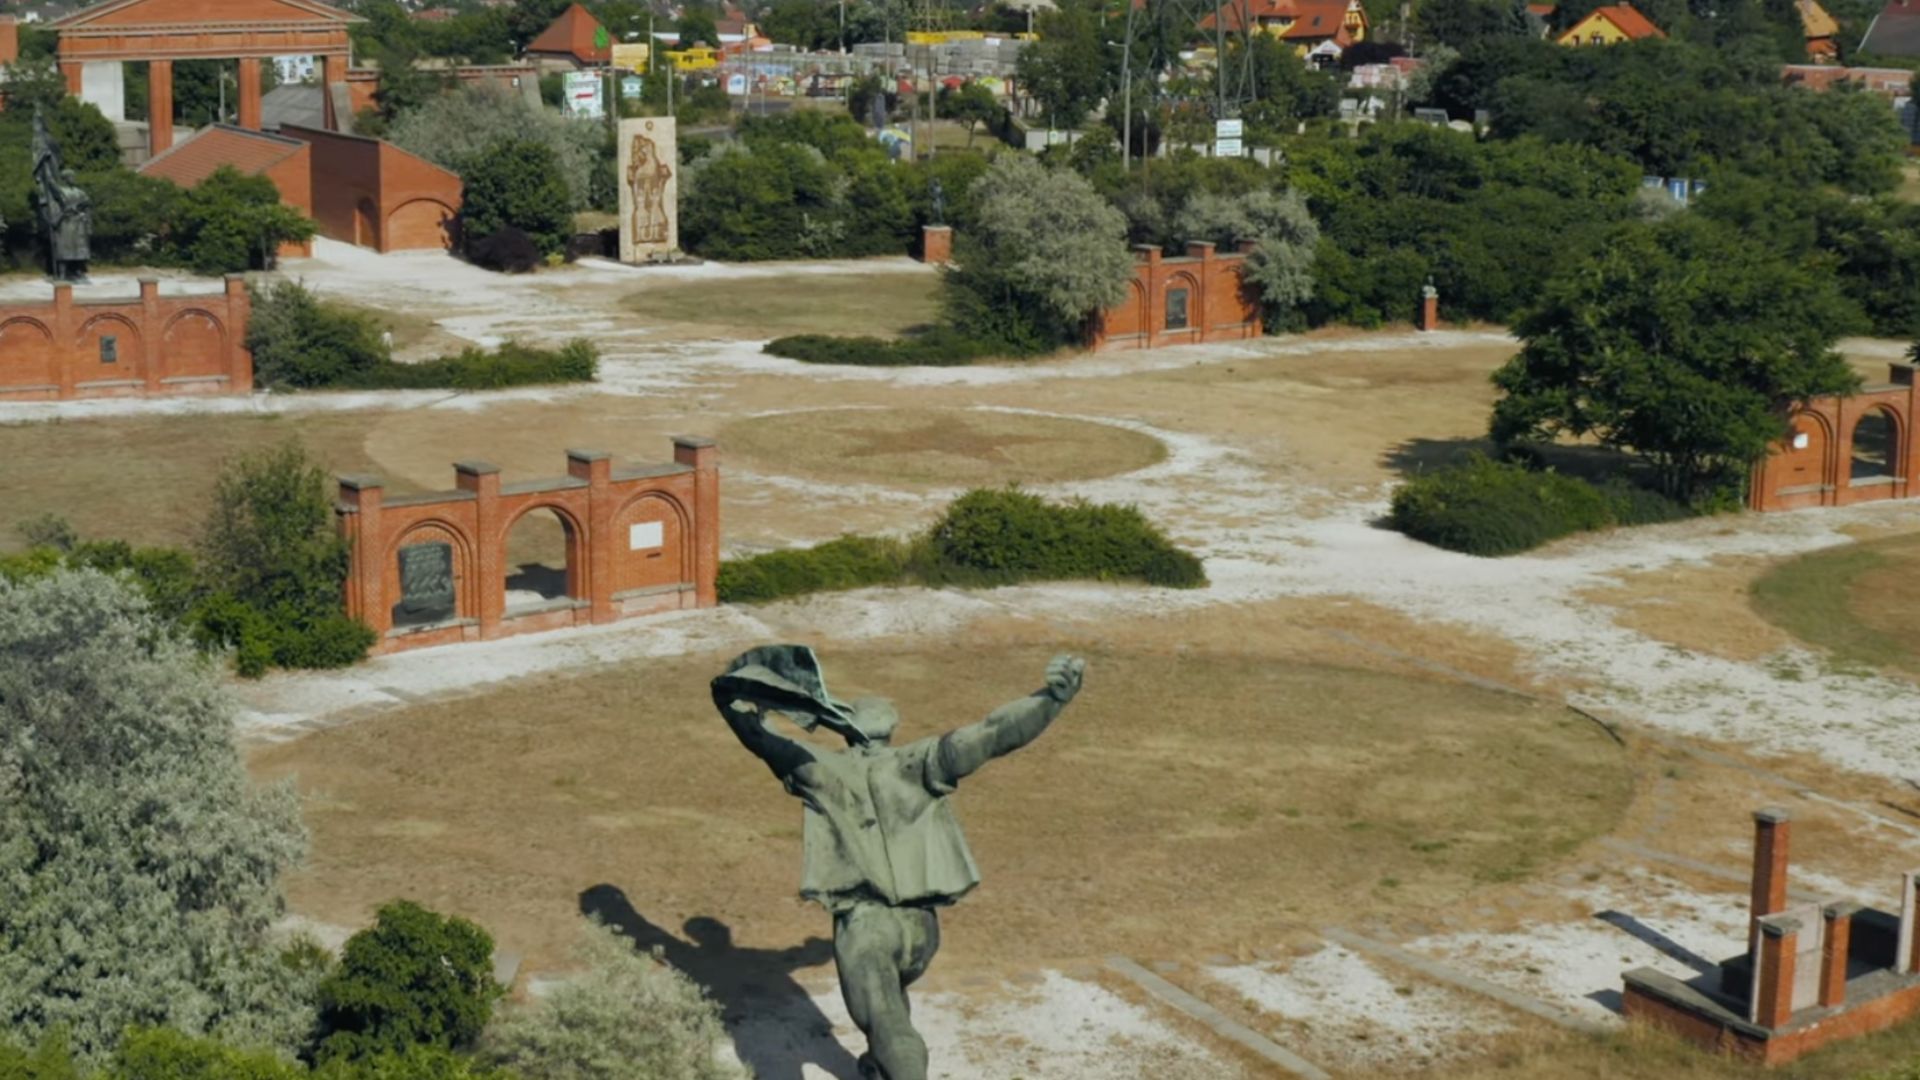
[32,107,92,283]
[627,124,673,247]
[712,645,1086,1080]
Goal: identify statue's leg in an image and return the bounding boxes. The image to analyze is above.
[834,903,929,1080]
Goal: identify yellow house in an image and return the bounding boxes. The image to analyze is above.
[1199,0,1368,62]
[1556,3,1665,44]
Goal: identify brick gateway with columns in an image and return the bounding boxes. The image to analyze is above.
[335,440,719,655]
[1751,361,1920,512]
[0,276,252,401]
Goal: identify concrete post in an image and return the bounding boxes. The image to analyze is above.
[237,57,263,130]
[225,274,253,392]
[1755,914,1801,1029]
[567,449,614,623]
[335,475,385,634]
[673,436,719,608]
[1752,808,1792,951]
[455,461,503,635]
[139,278,162,392]
[148,59,174,156]
[1821,902,1857,1009]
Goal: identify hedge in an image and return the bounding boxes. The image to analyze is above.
[1388,454,1693,557]
[338,340,598,390]
[716,488,1205,603]
[763,329,1000,368]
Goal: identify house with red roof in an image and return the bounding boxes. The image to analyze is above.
[1555,2,1665,44]
[524,2,611,71]
[1198,0,1369,66]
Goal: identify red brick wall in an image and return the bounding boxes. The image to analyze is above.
[0,17,19,66]
[281,125,462,252]
[264,144,315,258]
[0,277,252,401]
[1089,240,1263,351]
[1750,364,1920,511]
[337,440,721,654]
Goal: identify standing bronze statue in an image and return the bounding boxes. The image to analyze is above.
[712,645,1086,1080]
[31,107,92,283]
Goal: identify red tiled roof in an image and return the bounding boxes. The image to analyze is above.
[1201,0,1355,38]
[525,2,609,62]
[1589,3,1665,38]
[1526,2,1556,14]
[137,124,305,187]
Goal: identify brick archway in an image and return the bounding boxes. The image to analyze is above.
[74,312,142,384]
[384,519,478,631]
[386,197,458,252]
[160,308,228,380]
[1753,365,1919,510]
[500,501,589,613]
[0,317,57,390]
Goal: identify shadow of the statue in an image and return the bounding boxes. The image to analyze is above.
[580,884,860,1080]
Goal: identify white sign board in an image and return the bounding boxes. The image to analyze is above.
[1215,117,1243,139]
[621,76,643,98]
[1214,137,1243,157]
[629,521,664,550]
[563,71,604,118]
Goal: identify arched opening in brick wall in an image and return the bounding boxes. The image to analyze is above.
[1850,408,1901,485]
[503,506,581,615]
[389,521,472,631]
[0,318,56,388]
[610,492,688,598]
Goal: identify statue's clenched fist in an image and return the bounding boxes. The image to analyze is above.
[1044,654,1086,704]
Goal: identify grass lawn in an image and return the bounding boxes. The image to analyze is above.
[1750,532,1920,677]
[621,268,941,340]
[1422,1022,1920,1079]
[247,643,1632,978]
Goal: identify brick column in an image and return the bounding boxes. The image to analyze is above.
[60,60,82,96]
[1418,287,1439,331]
[920,224,952,265]
[139,278,162,392]
[1752,808,1791,951]
[225,274,253,392]
[0,18,20,67]
[148,59,174,156]
[52,284,75,398]
[237,57,263,130]
[1821,902,1857,1008]
[321,54,348,130]
[1186,240,1216,334]
[456,462,503,636]
[1133,244,1161,348]
[567,449,614,623]
[336,476,386,635]
[673,436,720,608]
[1754,914,1801,1029]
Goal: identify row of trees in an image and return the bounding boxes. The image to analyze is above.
[0,570,738,1078]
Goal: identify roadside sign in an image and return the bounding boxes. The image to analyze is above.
[563,70,604,118]
[1214,136,1243,157]
[621,76,643,97]
[1215,117,1243,139]
[611,42,649,72]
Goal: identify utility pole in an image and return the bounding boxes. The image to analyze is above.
[1120,0,1136,168]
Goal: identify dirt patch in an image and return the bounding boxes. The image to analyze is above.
[247,637,1631,980]
[719,406,1168,488]
[1580,555,1795,663]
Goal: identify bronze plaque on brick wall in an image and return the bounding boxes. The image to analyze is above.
[396,541,455,625]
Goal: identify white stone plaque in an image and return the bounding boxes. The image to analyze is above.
[629,521,664,550]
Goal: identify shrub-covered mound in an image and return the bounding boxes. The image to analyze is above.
[1388,454,1693,557]
[718,488,1205,603]
[763,328,1001,367]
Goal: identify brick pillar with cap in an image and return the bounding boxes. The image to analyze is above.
[1821,902,1857,1008]
[920,224,952,265]
[673,436,719,608]
[335,475,385,635]
[456,461,503,636]
[568,449,614,623]
[1752,807,1792,951]
[1755,913,1801,1029]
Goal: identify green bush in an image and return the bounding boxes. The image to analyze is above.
[926,488,1206,588]
[459,138,574,258]
[717,535,913,603]
[247,281,391,389]
[1387,454,1694,557]
[342,340,597,390]
[317,901,502,1063]
[716,489,1205,603]
[0,1031,517,1080]
[762,329,999,367]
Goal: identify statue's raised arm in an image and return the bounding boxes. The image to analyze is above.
[934,654,1084,784]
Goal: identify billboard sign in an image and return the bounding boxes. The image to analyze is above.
[1215,117,1243,139]
[611,42,650,72]
[563,71,604,118]
[1214,136,1243,157]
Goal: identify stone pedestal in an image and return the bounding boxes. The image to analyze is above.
[920,224,952,265]
[1417,287,1439,331]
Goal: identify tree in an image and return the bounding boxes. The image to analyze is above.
[246,280,392,389]
[939,81,999,147]
[458,137,575,257]
[1015,0,1109,131]
[388,83,608,211]
[163,166,317,273]
[944,154,1134,351]
[196,441,375,675]
[675,4,722,48]
[1491,217,1862,500]
[1172,188,1320,324]
[317,901,502,1062]
[507,0,573,50]
[0,570,312,1060]
[759,0,839,49]
[483,921,743,1080]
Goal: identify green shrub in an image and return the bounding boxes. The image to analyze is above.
[927,488,1206,588]
[1387,454,1694,557]
[317,901,502,1063]
[342,340,598,390]
[717,489,1205,603]
[716,535,914,603]
[107,1028,305,1080]
[459,138,573,258]
[762,329,999,367]
[247,281,392,390]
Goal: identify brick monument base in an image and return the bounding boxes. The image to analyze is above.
[920,224,952,265]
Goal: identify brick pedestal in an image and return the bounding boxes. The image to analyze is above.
[1417,288,1439,331]
[920,224,952,265]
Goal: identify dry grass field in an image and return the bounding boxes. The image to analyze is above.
[620,268,942,340]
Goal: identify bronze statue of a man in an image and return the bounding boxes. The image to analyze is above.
[31,107,92,283]
[712,645,1085,1080]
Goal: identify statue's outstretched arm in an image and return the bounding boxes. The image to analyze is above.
[935,655,1084,784]
[712,685,818,781]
